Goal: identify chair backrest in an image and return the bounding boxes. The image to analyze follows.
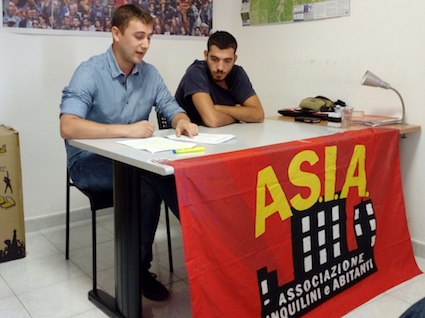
[157,113,172,130]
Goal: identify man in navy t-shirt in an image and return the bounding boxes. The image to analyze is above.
[175,31,264,127]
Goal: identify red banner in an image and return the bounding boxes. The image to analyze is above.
[170,128,421,318]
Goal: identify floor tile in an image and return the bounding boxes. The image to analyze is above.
[97,215,114,234]
[389,273,425,305]
[17,276,96,318]
[0,274,14,299]
[70,240,114,276]
[67,309,109,318]
[22,231,63,261]
[343,293,411,318]
[415,256,425,271]
[0,295,31,318]
[96,266,115,296]
[42,222,114,254]
[0,253,86,294]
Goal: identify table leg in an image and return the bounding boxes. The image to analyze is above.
[87,161,143,317]
[88,289,125,317]
[114,161,143,318]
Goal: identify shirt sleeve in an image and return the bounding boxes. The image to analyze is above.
[60,63,96,119]
[231,66,257,104]
[152,67,186,124]
[180,63,211,98]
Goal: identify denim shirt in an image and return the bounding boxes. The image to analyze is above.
[60,46,184,167]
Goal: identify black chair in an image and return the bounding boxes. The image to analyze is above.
[157,114,170,130]
[65,157,175,292]
[65,169,114,292]
[156,112,174,273]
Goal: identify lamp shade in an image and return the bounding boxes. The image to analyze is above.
[361,71,391,89]
[360,70,406,126]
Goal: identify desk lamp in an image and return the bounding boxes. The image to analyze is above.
[361,70,406,125]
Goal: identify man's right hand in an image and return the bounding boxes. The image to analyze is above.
[127,120,155,138]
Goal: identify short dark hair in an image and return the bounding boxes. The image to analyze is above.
[112,4,153,34]
[207,31,238,53]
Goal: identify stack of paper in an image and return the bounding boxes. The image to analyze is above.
[118,137,196,153]
[166,133,236,144]
[117,133,235,153]
[351,115,401,127]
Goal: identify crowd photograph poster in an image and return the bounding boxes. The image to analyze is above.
[2,0,213,36]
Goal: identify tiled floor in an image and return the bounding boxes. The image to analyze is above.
[1,208,425,318]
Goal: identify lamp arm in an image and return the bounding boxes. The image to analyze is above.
[389,87,405,125]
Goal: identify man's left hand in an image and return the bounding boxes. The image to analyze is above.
[175,118,198,138]
[171,113,199,137]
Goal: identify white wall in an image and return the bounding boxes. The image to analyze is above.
[1,1,425,252]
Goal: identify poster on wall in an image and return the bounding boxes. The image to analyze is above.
[241,0,349,26]
[1,0,213,36]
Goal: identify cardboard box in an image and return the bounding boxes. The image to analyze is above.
[0,125,26,263]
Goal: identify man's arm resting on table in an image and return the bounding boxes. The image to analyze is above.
[192,92,264,128]
[215,94,264,124]
[192,92,238,127]
[60,114,155,139]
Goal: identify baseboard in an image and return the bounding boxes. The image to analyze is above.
[25,207,114,232]
[411,239,425,259]
[25,202,174,233]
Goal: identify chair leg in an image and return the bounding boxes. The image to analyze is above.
[92,207,98,291]
[65,179,71,260]
[164,203,174,273]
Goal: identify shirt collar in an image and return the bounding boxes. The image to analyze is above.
[106,46,141,78]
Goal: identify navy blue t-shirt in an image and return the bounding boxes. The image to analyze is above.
[175,60,256,125]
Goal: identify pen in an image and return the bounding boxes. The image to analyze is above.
[173,146,205,154]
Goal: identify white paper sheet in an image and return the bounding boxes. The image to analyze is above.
[351,115,402,127]
[118,137,196,153]
[166,133,236,144]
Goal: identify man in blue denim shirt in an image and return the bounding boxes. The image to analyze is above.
[60,4,198,301]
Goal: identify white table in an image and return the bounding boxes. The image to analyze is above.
[70,119,342,176]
